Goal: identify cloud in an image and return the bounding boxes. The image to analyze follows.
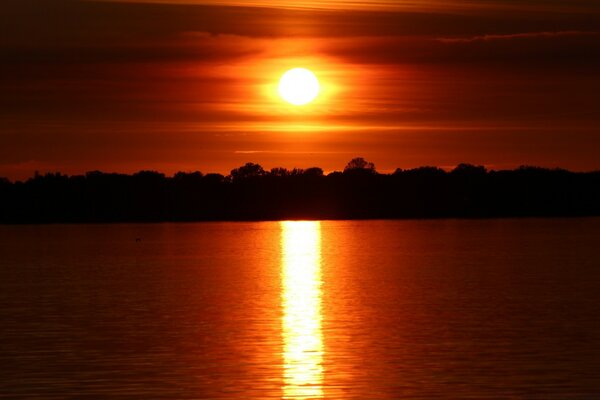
[4,0,600,46]
[315,32,600,66]
[437,30,599,43]
[93,0,600,14]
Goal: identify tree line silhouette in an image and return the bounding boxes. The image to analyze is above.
[1,158,599,223]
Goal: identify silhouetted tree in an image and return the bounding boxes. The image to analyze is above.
[403,166,446,176]
[452,163,486,176]
[230,163,266,181]
[344,157,376,173]
[270,167,289,177]
[303,167,324,177]
[173,171,203,181]
[203,173,226,184]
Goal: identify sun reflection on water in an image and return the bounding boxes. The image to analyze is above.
[281,221,324,399]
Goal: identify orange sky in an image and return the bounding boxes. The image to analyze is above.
[1,0,599,179]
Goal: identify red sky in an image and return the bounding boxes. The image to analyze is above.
[1,0,599,179]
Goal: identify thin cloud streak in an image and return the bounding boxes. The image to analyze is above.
[94,0,600,13]
[438,30,599,43]
[234,150,351,154]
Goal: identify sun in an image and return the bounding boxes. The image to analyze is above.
[278,68,320,106]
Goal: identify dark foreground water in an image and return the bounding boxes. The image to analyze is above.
[1,219,599,399]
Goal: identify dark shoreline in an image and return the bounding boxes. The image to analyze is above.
[2,215,599,226]
[2,163,599,224]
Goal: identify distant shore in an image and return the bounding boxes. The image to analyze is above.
[1,161,599,223]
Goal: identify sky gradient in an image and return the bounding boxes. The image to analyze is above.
[1,0,599,179]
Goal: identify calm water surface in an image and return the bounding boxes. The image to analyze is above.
[1,219,599,398]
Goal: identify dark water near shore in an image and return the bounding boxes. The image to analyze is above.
[1,219,599,398]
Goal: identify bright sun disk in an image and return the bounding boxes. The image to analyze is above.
[278,68,320,106]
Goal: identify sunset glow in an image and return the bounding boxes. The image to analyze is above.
[1,0,599,178]
[278,68,320,106]
[281,221,324,399]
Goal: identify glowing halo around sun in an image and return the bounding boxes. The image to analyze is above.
[278,68,320,106]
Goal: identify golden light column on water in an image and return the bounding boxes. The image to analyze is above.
[280,221,324,399]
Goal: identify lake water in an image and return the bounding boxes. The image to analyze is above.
[1,219,599,398]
